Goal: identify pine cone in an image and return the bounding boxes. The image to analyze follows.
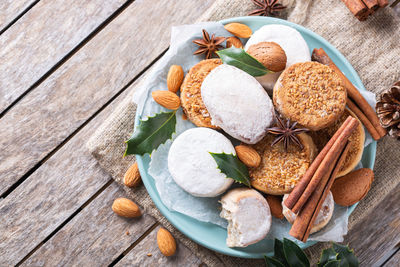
[376,81,400,139]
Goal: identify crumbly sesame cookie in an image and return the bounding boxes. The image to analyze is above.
[273,62,347,131]
[180,59,221,129]
[249,133,317,195]
[309,108,365,178]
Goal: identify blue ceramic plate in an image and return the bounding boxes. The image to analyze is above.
[135,16,376,258]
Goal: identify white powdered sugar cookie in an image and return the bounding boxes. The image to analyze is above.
[282,191,334,234]
[201,64,274,144]
[168,127,235,197]
[220,188,272,247]
[244,24,311,93]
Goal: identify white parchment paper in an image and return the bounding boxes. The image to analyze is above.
[133,22,377,242]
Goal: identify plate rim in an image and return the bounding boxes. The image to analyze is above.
[134,16,377,258]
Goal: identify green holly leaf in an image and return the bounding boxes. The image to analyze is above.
[274,239,289,266]
[125,111,176,156]
[283,238,310,267]
[209,152,250,187]
[318,247,338,267]
[264,255,286,267]
[323,260,341,267]
[332,243,359,267]
[216,47,271,77]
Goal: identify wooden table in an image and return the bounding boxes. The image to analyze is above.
[1,1,399,266]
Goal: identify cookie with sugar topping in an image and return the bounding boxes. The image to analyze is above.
[273,61,347,131]
[249,133,317,195]
[180,59,221,129]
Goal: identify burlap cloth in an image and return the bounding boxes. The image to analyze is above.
[87,0,400,265]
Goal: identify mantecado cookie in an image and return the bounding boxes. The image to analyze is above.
[220,188,272,247]
[168,127,234,197]
[180,59,221,129]
[249,133,317,195]
[273,61,347,131]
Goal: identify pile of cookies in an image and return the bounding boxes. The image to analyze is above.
[156,23,375,247]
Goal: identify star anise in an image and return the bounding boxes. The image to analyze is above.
[192,29,225,59]
[266,113,309,151]
[249,0,286,17]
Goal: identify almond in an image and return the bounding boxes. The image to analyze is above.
[226,36,243,48]
[167,65,184,93]
[235,145,261,168]
[112,198,141,218]
[331,168,374,206]
[123,162,141,188]
[265,195,284,219]
[224,23,252,38]
[152,90,181,110]
[157,227,176,256]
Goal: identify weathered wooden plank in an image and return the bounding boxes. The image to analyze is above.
[385,248,400,266]
[0,0,37,33]
[344,184,400,265]
[115,225,202,267]
[0,0,127,113]
[0,0,214,195]
[21,182,156,266]
[0,86,134,266]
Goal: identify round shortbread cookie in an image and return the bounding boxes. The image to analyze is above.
[220,188,271,247]
[168,127,235,197]
[273,62,347,131]
[244,24,311,93]
[201,64,274,144]
[180,59,221,129]
[282,191,334,234]
[309,108,365,178]
[249,133,317,195]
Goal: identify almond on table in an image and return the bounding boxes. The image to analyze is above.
[123,162,141,188]
[157,228,176,256]
[112,198,141,218]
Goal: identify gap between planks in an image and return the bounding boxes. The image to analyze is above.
[0,0,40,35]
[0,0,134,119]
[0,49,166,200]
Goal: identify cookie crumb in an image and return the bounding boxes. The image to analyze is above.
[147,253,152,257]
[126,231,130,236]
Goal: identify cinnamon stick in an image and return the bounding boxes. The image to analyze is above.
[291,117,358,214]
[284,116,354,211]
[361,0,379,11]
[347,98,381,140]
[290,143,350,242]
[341,0,368,18]
[312,48,386,139]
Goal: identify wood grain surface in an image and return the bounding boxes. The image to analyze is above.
[385,249,400,266]
[115,225,202,267]
[345,183,400,265]
[21,182,156,266]
[0,0,127,114]
[0,0,214,196]
[0,0,37,32]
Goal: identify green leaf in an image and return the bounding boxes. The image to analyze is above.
[332,243,359,267]
[283,238,310,267]
[125,111,176,156]
[274,239,289,266]
[264,255,285,267]
[318,247,338,267]
[216,47,272,77]
[209,152,250,187]
[323,260,341,267]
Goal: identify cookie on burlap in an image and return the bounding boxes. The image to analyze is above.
[273,62,347,131]
[180,59,221,129]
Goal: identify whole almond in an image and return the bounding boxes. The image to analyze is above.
[123,162,141,188]
[265,195,284,219]
[226,36,243,48]
[167,65,184,93]
[157,227,176,256]
[152,90,180,110]
[235,145,261,168]
[112,198,141,218]
[331,168,374,206]
[224,23,252,38]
